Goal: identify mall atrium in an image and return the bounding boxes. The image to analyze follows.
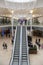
[0,0,43,65]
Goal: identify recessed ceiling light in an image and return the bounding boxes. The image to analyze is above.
[30,10,33,14]
[32,15,35,17]
[11,10,14,14]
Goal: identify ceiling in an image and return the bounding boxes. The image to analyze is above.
[0,0,43,19]
[5,0,36,3]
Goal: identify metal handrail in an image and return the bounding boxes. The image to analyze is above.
[9,26,17,65]
[19,26,22,65]
[26,26,30,65]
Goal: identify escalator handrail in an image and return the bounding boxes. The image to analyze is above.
[19,26,22,65]
[9,26,17,65]
[26,27,30,65]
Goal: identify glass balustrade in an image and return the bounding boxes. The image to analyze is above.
[32,18,43,26]
[0,17,11,26]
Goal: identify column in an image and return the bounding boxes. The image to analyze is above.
[27,20,28,26]
[11,17,14,37]
[30,18,32,36]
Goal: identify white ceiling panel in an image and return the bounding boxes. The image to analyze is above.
[0,0,43,18]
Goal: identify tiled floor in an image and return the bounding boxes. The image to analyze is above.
[0,37,12,65]
[30,36,43,65]
[0,36,43,65]
[30,49,43,65]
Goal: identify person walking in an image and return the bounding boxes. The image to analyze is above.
[38,39,41,49]
[35,38,41,49]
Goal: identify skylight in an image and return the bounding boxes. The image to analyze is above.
[6,0,36,3]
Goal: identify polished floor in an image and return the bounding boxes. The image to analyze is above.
[0,37,12,65]
[30,49,43,65]
[0,36,43,65]
[30,36,43,65]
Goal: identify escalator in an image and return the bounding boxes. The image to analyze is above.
[10,26,30,65]
[11,26,21,65]
[21,26,29,65]
[13,26,20,65]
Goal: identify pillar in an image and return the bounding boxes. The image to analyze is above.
[11,17,14,37]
